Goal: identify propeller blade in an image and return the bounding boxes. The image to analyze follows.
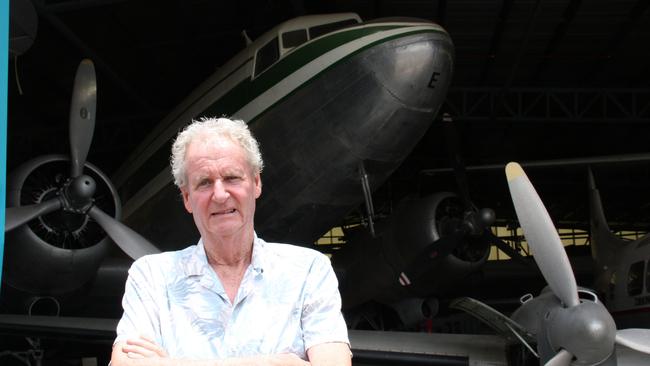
[545,349,573,366]
[87,206,159,260]
[69,59,97,178]
[5,199,62,232]
[615,328,650,354]
[505,162,580,308]
[485,231,536,269]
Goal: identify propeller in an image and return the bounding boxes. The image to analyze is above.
[399,115,534,287]
[5,59,158,260]
[441,114,531,265]
[441,113,499,239]
[505,162,650,365]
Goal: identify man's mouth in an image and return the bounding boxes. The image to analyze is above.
[212,209,236,216]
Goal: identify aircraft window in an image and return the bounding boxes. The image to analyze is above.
[627,260,645,296]
[282,29,308,49]
[309,18,359,39]
[254,37,279,77]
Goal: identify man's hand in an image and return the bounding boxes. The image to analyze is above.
[122,336,169,359]
[111,336,168,366]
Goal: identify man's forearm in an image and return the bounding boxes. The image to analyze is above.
[307,342,352,366]
[112,342,310,366]
[112,355,310,366]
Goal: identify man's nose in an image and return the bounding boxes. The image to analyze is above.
[212,180,230,202]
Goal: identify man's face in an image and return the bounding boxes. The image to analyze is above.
[181,137,261,240]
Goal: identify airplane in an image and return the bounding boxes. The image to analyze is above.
[451,162,650,365]
[2,10,521,363]
[0,6,468,343]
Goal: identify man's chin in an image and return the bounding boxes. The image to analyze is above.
[205,221,250,238]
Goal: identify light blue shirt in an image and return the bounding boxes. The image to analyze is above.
[115,235,349,360]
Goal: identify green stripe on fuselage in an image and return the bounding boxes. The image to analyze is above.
[201,24,445,121]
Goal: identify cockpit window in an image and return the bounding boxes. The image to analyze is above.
[254,37,279,77]
[627,260,645,296]
[309,18,359,39]
[282,29,308,49]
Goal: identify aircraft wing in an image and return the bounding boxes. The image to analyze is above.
[350,329,508,365]
[0,315,508,365]
[450,297,536,345]
[0,314,117,341]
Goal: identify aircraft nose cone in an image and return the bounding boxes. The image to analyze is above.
[371,31,453,111]
[328,28,455,164]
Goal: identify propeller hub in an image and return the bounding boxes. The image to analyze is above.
[461,208,495,237]
[37,187,87,235]
[546,301,616,364]
[478,208,496,227]
[62,175,96,213]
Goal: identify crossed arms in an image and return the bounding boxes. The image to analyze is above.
[111,336,351,366]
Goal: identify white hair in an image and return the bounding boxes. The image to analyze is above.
[170,117,264,188]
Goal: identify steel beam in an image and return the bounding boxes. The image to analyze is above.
[444,87,650,123]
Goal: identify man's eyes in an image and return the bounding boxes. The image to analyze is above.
[196,176,242,187]
[197,179,212,187]
[224,175,243,182]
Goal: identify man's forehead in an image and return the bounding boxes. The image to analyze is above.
[186,153,253,177]
[188,135,240,152]
[192,164,245,175]
[186,137,245,160]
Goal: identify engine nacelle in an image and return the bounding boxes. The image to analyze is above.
[337,192,491,310]
[3,155,119,313]
[387,297,439,328]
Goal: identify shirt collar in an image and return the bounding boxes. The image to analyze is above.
[182,239,209,277]
[182,232,267,277]
[250,232,266,275]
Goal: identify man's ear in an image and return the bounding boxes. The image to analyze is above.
[181,187,192,213]
[254,173,262,199]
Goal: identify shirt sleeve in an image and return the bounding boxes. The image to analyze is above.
[301,253,350,351]
[114,257,164,346]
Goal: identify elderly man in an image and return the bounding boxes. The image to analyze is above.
[111,117,351,366]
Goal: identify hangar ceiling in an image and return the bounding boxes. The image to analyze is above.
[7,0,650,234]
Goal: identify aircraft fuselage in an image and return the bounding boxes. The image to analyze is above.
[113,14,454,250]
